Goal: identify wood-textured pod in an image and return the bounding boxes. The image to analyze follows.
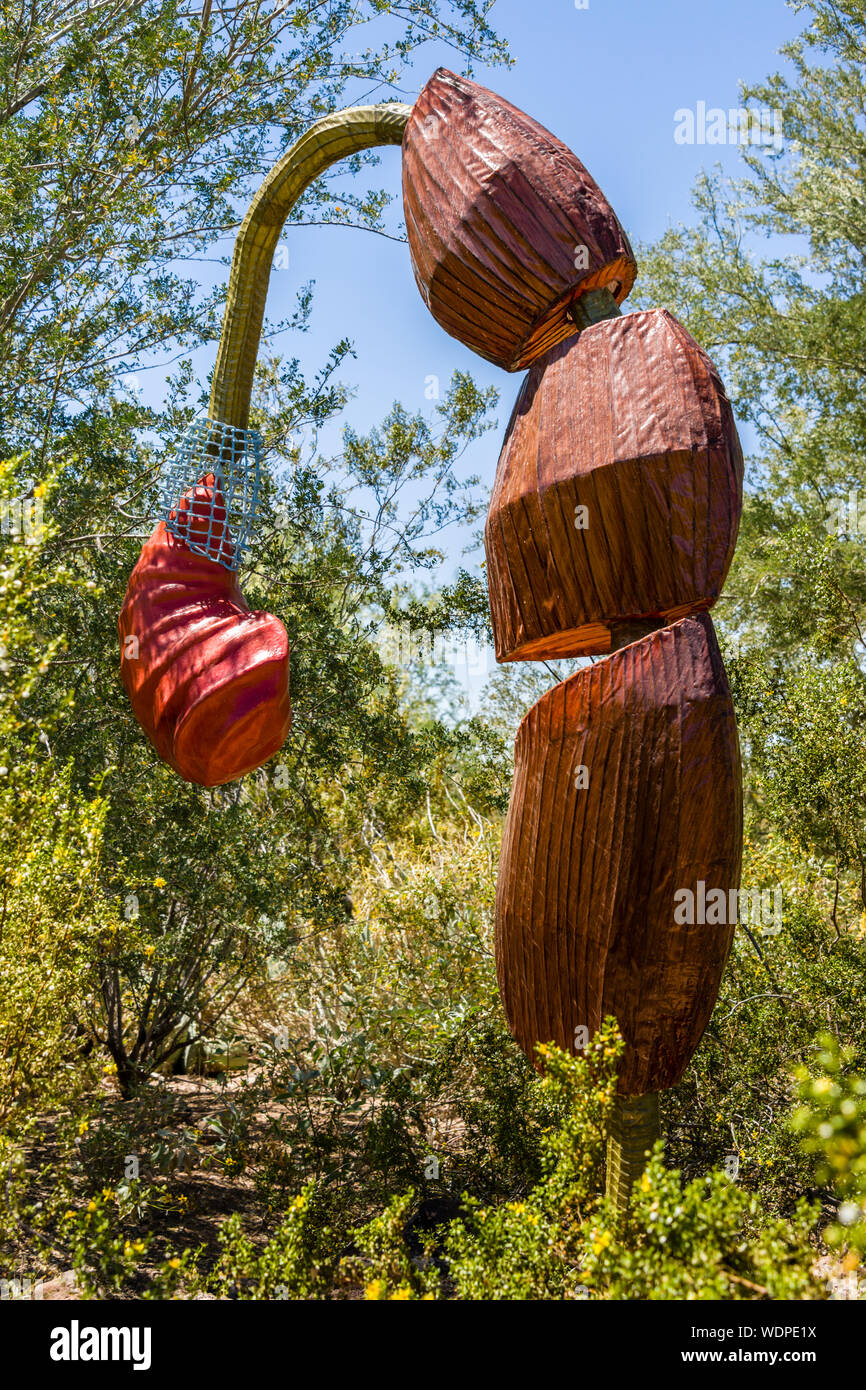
[484,309,744,661]
[119,477,290,787]
[402,69,636,371]
[495,613,742,1096]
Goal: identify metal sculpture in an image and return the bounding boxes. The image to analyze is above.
[118,474,291,786]
[485,309,743,661]
[119,104,411,787]
[117,70,744,1208]
[403,71,744,1203]
[402,69,635,370]
[495,614,742,1095]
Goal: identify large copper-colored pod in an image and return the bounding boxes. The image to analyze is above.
[484,309,744,661]
[402,69,636,371]
[495,613,742,1096]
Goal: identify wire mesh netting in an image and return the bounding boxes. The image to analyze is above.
[160,416,263,571]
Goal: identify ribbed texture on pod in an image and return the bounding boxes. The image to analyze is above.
[495,613,742,1095]
[484,309,744,660]
[402,68,636,371]
[118,479,291,787]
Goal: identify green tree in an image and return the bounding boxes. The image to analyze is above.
[0,1,508,1095]
[635,0,866,658]
[0,461,113,1123]
[636,0,866,926]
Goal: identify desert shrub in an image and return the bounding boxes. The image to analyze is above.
[291,1024,824,1302]
[0,463,113,1128]
[662,828,866,1221]
[792,1034,866,1257]
[75,1085,200,1188]
[209,1186,335,1301]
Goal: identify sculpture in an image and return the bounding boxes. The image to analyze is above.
[118,474,291,787]
[117,70,744,1207]
[118,106,411,786]
[485,309,743,661]
[404,71,744,1203]
[402,69,635,369]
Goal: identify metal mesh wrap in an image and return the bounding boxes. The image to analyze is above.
[160,416,263,571]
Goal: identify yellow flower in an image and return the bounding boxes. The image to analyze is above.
[390,1287,412,1300]
[77,1119,89,1136]
[152,877,167,888]
[640,1172,651,1193]
[591,1229,612,1255]
[364,1279,385,1300]
[168,1258,181,1270]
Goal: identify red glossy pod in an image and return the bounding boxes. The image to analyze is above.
[485,309,744,661]
[402,68,636,371]
[495,614,742,1095]
[118,477,290,786]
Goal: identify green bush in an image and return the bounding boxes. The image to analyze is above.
[792,1034,866,1255]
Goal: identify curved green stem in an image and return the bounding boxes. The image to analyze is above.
[209,102,412,431]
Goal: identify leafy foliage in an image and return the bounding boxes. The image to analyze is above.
[1,0,866,1303]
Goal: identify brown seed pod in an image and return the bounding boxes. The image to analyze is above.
[484,308,744,661]
[494,613,742,1096]
[402,68,636,371]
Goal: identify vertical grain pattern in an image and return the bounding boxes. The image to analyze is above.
[402,68,636,371]
[495,614,743,1095]
[485,309,744,661]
